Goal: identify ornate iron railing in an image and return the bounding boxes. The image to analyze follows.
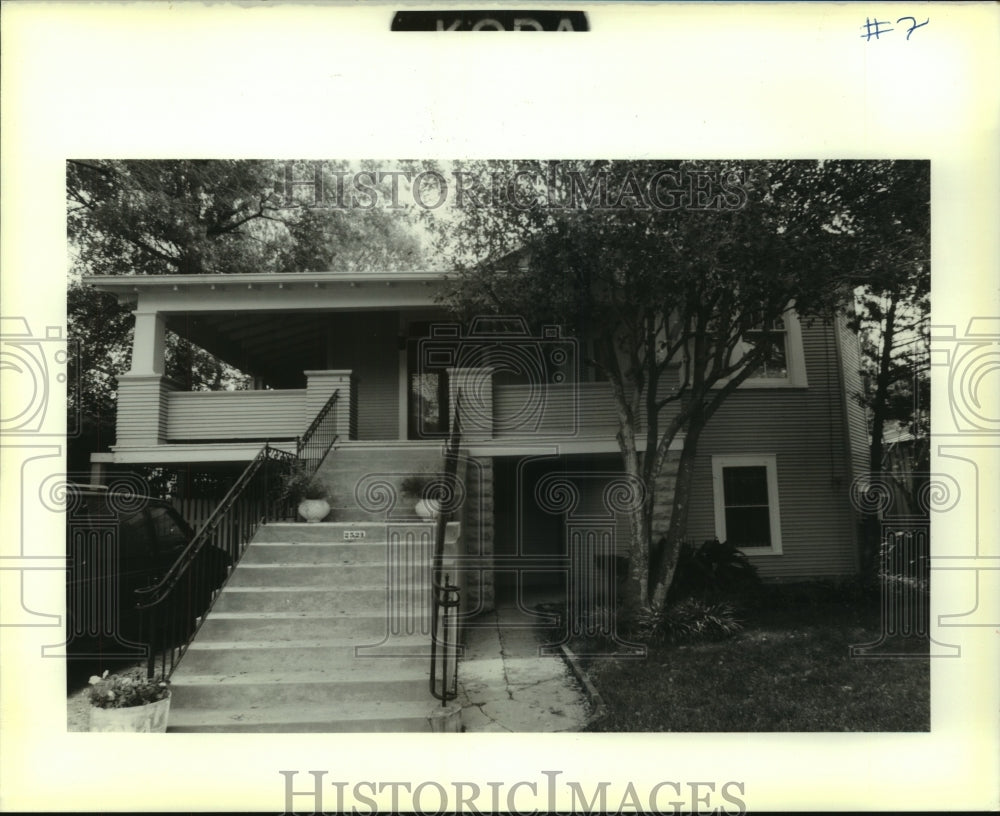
[429,390,462,704]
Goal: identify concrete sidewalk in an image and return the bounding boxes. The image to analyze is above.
[456,600,591,732]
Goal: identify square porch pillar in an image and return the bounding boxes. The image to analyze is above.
[114,374,180,446]
[128,310,167,376]
[304,370,356,441]
[447,367,494,442]
[112,309,176,448]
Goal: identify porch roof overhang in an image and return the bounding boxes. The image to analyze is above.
[84,271,451,386]
[83,270,449,310]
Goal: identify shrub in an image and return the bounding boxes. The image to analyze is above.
[278,462,328,503]
[632,598,743,644]
[879,529,929,595]
[666,538,760,602]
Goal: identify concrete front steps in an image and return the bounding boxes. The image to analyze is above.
[314,442,456,523]
[167,521,462,733]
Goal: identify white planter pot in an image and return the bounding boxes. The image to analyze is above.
[298,498,331,523]
[415,498,441,521]
[89,695,171,733]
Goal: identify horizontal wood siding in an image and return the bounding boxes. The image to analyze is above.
[166,390,306,441]
[115,375,178,446]
[494,381,679,440]
[684,320,859,579]
[494,382,611,438]
[327,312,399,440]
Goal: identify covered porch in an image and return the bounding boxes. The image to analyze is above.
[85,271,660,469]
[86,272,453,466]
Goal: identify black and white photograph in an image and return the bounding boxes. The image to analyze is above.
[2,4,998,814]
[63,158,931,738]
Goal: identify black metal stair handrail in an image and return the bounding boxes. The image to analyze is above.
[135,388,342,681]
[297,388,340,461]
[430,389,462,705]
[135,443,295,679]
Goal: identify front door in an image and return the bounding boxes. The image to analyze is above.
[406,322,449,439]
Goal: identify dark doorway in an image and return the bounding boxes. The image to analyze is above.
[406,321,450,439]
[493,456,568,602]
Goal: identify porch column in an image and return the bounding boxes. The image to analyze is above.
[129,310,167,375]
[447,367,494,442]
[114,374,180,446]
[304,370,356,441]
[88,453,113,486]
[113,310,176,448]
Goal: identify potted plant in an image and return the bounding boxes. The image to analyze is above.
[280,463,331,523]
[87,669,171,732]
[400,474,441,521]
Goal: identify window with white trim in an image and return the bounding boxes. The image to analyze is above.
[712,455,783,555]
[740,316,789,379]
[722,308,808,389]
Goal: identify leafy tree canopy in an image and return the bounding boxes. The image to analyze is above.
[68,159,425,278]
[429,159,928,609]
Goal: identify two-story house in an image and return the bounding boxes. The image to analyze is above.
[80,269,869,731]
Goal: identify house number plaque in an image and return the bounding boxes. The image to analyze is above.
[343,530,366,540]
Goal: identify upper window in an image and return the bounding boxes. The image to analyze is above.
[740,316,789,379]
[722,308,808,389]
[711,454,783,555]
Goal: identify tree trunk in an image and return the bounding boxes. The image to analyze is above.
[649,418,703,608]
[869,293,898,475]
[621,502,653,618]
[862,292,898,577]
[619,441,650,618]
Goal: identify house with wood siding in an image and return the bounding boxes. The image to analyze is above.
[86,269,869,588]
[81,269,868,730]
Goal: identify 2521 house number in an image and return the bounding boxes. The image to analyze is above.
[343,530,366,540]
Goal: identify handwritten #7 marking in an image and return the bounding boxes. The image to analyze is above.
[861,16,930,41]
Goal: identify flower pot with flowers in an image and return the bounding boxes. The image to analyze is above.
[279,463,332,523]
[87,669,171,732]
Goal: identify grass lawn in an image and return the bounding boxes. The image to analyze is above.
[581,587,930,732]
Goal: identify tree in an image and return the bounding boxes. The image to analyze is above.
[431,159,924,614]
[855,287,930,503]
[66,283,133,475]
[817,161,930,573]
[843,162,930,494]
[68,160,425,278]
